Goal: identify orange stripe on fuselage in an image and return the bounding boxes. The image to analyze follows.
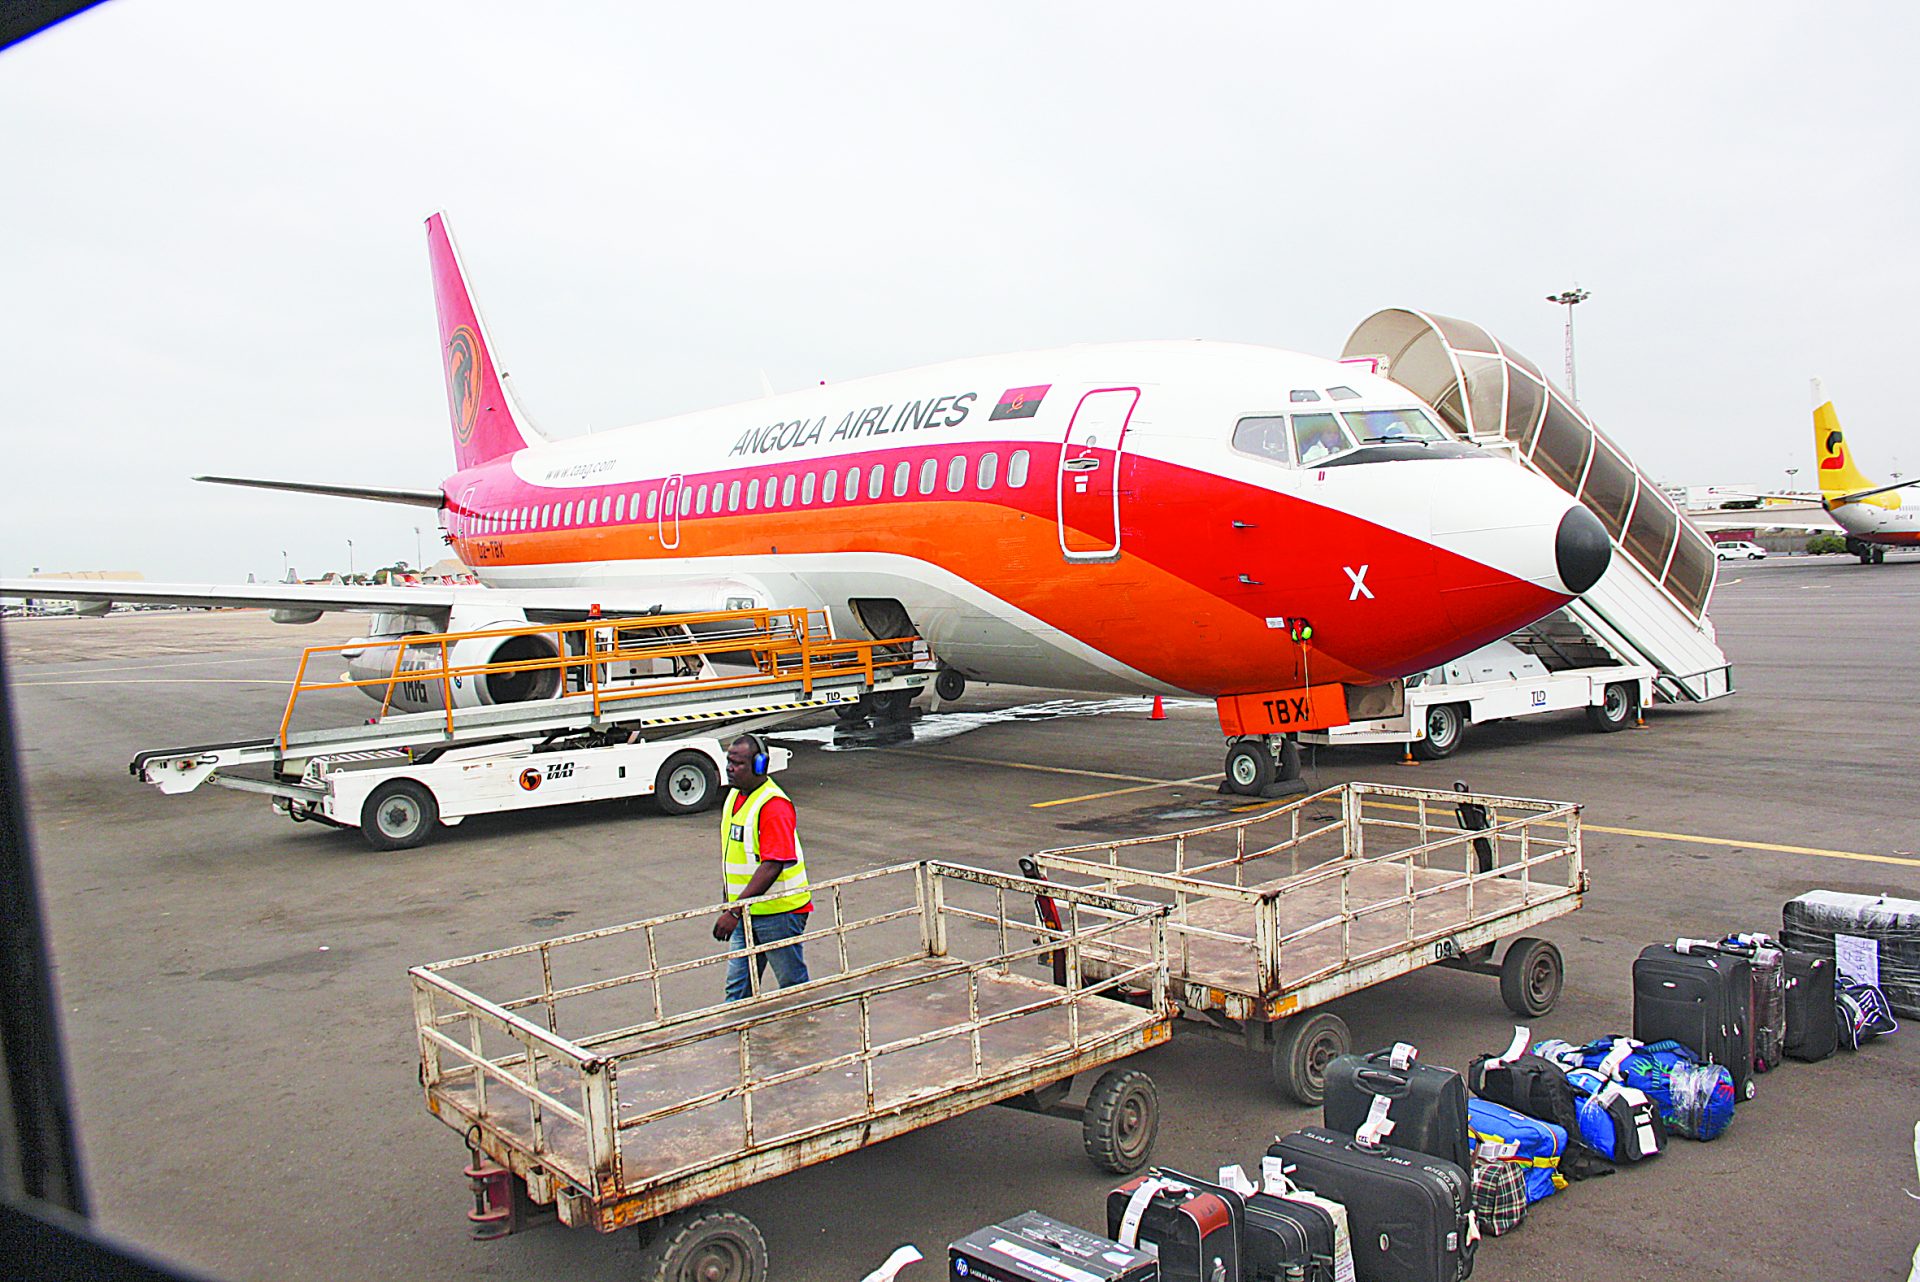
[449,450,1565,696]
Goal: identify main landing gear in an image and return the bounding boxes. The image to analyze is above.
[1222,734,1309,799]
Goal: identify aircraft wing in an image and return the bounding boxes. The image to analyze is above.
[0,577,750,624]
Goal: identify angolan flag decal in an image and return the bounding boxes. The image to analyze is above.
[989,384,1051,421]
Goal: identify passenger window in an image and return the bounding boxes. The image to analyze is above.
[919,458,937,494]
[782,474,796,506]
[893,462,910,496]
[728,480,741,511]
[694,487,707,516]
[846,465,861,500]
[1008,450,1030,487]
[615,495,626,522]
[869,463,885,499]
[1232,416,1293,464]
[747,479,759,510]
[679,488,692,517]
[823,470,838,503]
[978,452,998,489]
[801,473,815,504]
[947,455,966,492]
[564,502,576,525]
[1293,413,1351,464]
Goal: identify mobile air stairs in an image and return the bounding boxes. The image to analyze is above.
[131,606,928,809]
[1345,309,1733,709]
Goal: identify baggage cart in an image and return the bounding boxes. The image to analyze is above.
[411,860,1171,1278]
[1029,781,1585,1105]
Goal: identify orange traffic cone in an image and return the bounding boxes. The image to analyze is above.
[1150,695,1166,720]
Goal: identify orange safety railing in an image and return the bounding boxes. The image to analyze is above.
[275,607,922,749]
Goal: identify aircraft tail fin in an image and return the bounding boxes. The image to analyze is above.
[1812,378,1899,508]
[426,213,545,470]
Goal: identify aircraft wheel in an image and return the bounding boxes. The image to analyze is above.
[1411,704,1465,760]
[361,779,438,851]
[1585,682,1636,733]
[1500,937,1564,1017]
[1271,1010,1349,1106]
[934,667,967,702]
[654,751,720,815]
[636,1207,767,1282]
[1224,738,1275,795]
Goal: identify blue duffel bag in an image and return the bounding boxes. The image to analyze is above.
[1536,1037,1736,1141]
[1467,1097,1566,1203]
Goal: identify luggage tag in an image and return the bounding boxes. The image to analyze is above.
[1261,1157,1356,1282]
[1475,1137,1521,1161]
[1486,1024,1530,1069]
[1116,1177,1181,1250]
[1216,1164,1257,1197]
[1356,1094,1397,1148]
[1597,1038,1638,1081]
[1389,1041,1418,1069]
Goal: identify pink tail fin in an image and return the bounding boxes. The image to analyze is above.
[426,213,536,469]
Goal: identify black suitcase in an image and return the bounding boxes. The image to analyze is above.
[1465,1047,1609,1181]
[1783,947,1839,1061]
[1268,1128,1475,1282]
[1631,943,1755,1100]
[1155,1169,1334,1282]
[1719,935,1786,1073]
[1108,1174,1241,1282]
[1324,1044,1472,1174]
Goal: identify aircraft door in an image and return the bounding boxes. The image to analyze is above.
[658,475,682,550]
[1056,388,1138,561]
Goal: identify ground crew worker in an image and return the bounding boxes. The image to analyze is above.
[711,733,811,1001]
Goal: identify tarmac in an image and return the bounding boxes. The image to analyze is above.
[4,553,1917,1282]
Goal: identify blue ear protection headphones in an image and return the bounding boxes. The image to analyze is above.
[743,733,770,775]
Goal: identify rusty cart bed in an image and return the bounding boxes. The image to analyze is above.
[1030,781,1585,1104]
[410,860,1170,1274]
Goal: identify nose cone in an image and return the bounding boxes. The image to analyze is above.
[1555,505,1611,595]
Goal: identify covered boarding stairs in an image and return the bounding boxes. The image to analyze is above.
[1344,309,1731,704]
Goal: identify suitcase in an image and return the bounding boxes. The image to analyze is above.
[1466,1098,1565,1202]
[950,1211,1159,1281]
[1108,1174,1241,1282]
[1631,943,1755,1100]
[1155,1168,1336,1282]
[1324,1043,1473,1175]
[1782,890,1920,1018]
[1268,1127,1476,1282]
[1782,947,1839,1061]
[1564,1068,1666,1162]
[1720,935,1786,1073]
[1468,1160,1527,1237]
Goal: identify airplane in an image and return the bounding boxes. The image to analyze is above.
[1691,380,1918,565]
[0,214,1611,794]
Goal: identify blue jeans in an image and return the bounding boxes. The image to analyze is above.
[725,910,810,1002]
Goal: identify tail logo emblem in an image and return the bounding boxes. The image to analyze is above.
[448,326,481,445]
[1821,429,1845,470]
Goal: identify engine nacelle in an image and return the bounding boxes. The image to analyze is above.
[342,615,564,713]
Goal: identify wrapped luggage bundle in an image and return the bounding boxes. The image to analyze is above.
[1533,1037,1736,1141]
[1781,890,1920,1019]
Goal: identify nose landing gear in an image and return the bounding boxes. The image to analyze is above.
[1222,734,1309,798]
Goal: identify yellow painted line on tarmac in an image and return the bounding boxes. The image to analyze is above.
[1031,773,1219,809]
[914,750,1176,787]
[1585,822,1920,869]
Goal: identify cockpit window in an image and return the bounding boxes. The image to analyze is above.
[1326,385,1362,401]
[1289,389,1321,403]
[1341,407,1447,444]
[1293,413,1351,464]
[1232,416,1293,464]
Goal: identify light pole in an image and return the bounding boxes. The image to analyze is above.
[1546,287,1591,403]
[1785,467,1799,496]
[346,538,354,581]
[281,549,289,582]
[413,526,423,571]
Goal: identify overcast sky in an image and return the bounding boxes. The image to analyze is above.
[4,2,1915,582]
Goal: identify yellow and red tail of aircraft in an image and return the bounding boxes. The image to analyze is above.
[1814,378,1900,510]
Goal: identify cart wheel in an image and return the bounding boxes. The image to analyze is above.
[1271,1010,1349,1106]
[1500,937,1564,1017]
[833,701,868,724]
[654,751,720,815]
[1411,704,1465,760]
[1224,739,1275,795]
[1082,1068,1159,1174]
[636,1208,767,1282]
[1585,682,1636,733]
[869,688,915,722]
[360,779,437,851]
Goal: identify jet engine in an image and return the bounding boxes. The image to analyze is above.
[341,611,564,713]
